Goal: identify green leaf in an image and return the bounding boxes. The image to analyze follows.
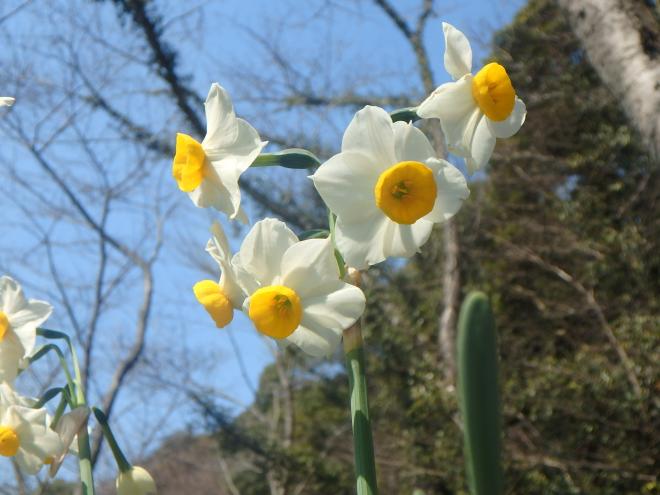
[457,292,502,495]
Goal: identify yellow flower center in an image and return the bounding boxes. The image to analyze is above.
[172,133,207,192]
[44,455,54,465]
[374,161,437,225]
[0,311,10,342]
[248,285,302,339]
[193,280,234,328]
[0,425,19,457]
[471,62,516,121]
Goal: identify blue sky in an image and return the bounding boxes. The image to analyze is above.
[0,0,525,481]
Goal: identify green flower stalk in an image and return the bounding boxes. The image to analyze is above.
[457,292,503,495]
[344,321,378,495]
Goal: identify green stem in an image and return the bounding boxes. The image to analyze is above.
[28,344,76,401]
[343,323,378,495]
[37,327,85,402]
[92,408,132,472]
[252,148,321,169]
[77,425,96,495]
[32,387,63,409]
[37,327,93,493]
[50,391,69,429]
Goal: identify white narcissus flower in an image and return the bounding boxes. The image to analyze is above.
[0,97,14,107]
[116,466,157,495]
[0,388,62,474]
[0,276,52,384]
[233,218,366,357]
[417,22,527,174]
[311,105,469,269]
[193,221,247,328]
[172,83,267,222]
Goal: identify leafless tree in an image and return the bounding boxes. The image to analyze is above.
[0,0,516,492]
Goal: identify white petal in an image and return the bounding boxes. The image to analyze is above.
[443,22,472,79]
[0,276,27,314]
[284,323,340,357]
[209,157,248,220]
[233,205,249,225]
[10,300,52,357]
[417,76,479,157]
[0,97,15,107]
[341,106,397,168]
[205,118,266,162]
[49,407,89,476]
[0,383,34,410]
[311,151,381,224]
[207,222,232,264]
[382,219,433,259]
[487,97,527,139]
[202,83,239,150]
[280,239,339,298]
[234,218,298,287]
[11,406,62,475]
[199,134,264,220]
[286,282,366,357]
[467,114,496,174]
[188,169,235,213]
[334,213,389,269]
[392,121,437,163]
[0,333,23,384]
[207,222,245,308]
[202,83,267,157]
[424,159,470,222]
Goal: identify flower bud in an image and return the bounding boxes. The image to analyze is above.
[116,466,156,495]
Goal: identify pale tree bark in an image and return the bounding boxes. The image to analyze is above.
[557,0,660,159]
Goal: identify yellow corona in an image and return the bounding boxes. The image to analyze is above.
[193,280,233,328]
[471,62,516,121]
[172,133,206,192]
[0,311,9,342]
[248,285,302,339]
[0,426,19,457]
[374,161,437,224]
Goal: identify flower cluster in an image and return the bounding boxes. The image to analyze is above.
[0,275,156,493]
[182,23,524,355]
[0,277,63,474]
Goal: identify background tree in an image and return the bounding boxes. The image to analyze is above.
[1,0,657,494]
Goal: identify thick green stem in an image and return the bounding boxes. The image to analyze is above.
[76,425,96,495]
[344,323,378,495]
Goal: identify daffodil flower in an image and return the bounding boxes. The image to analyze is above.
[311,105,469,269]
[0,97,14,107]
[417,22,527,174]
[193,222,247,329]
[172,83,267,222]
[116,466,157,495]
[0,276,52,384]
[232,218,366,357]
[0,389,62,474]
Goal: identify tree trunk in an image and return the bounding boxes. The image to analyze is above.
[557,0,660,159]
[438,219,460,386]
